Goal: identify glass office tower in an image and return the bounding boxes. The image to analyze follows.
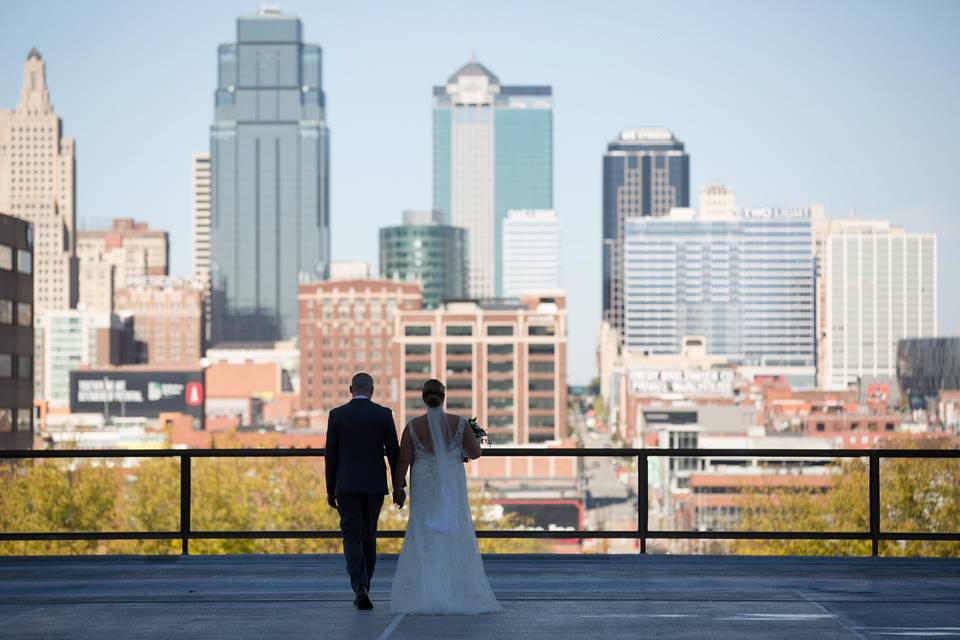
[622,207,815,374]
[433,57,552,298]
[379,210,467,309]
[210,9,330,343]
[603,128,689,342]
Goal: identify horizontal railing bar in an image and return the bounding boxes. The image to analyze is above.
[0,532,181,541]
[3,530,958,543]
[0,448,957,460]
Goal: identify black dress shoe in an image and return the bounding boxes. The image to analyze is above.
[355,586,373,610]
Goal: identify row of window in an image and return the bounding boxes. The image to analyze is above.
[404,324,556,337]
[0,409,32,433]
[0,354,32,379]
[0,245,32,274]
[0,300,31,326]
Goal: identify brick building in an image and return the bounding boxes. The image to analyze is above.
[115,278,202,368]
[298,279,422,422]
[395,293,567,445]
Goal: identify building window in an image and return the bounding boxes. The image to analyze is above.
[15,409,31,432]
[0,354,11,378]
[529,361,554,374]
[446,344,471,356]
[528,325,555,336]
[0,300,12,324]
[0,409,11,432]
[815,422,825,432]
[446,325,473,336]
[528,379,554,392]
[405,325,431,337]
[487,325,514,336]
[16,249,31,274]
[529,397,554,410]
[529,344,555,355]
[16,302,31,326]
[405,344,431,356]
[16,356,30,380]
[885,423,895,432]
[0,245,12,270]
[487,344,513,356]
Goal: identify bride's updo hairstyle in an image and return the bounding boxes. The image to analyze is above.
[422,379,446,408]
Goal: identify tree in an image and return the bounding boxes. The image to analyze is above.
[733,437,960,557]
[0,430,546,555]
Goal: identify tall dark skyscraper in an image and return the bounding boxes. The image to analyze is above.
[210,9,330,344]
[602,128,689,342]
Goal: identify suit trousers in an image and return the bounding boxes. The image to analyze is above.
[337,493,385,593]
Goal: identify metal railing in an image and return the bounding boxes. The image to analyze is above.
[1,447,958,556]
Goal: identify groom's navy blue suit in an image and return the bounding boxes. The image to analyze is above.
[325,397,401,594]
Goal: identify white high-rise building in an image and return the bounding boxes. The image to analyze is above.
[192,152,211,346]
[192,152,211,288]
[623,207,817,386]
[822,219,937,389]
[502,209,561,296]
[698,184,736,219]
[433,57,553,298]
[0,49,77,316]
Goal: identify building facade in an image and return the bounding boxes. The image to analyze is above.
[395,293,567,445]
[823,220,937,389]
[76,218,169,312]
[433,58,552,298]
[502,209,560,297]
[0,213,34,447]
[35,309,133,408]
[211,9,330,344]
[298,280,422,421]
[0,49,77,317]
[622,207,816,383]
[115,278,203,368]
[379,209,467,308]
[602,128,689,341]
[192,152,212,345]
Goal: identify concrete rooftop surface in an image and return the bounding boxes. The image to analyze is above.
[0,554,958,639]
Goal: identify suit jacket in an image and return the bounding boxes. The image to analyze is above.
[324,397,401,497]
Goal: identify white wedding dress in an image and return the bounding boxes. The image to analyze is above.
[390,408,502,615]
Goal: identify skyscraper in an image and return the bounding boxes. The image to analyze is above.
[822,219,937,389]
[211,9,330,344]
[502,209,561,297]
[622,207,816,385]
[602,128,689,341]
[0,49,77,317]
[191,152,212,345]
[433,57,552,298]
[379,209,467,308]
[192,152,211,289]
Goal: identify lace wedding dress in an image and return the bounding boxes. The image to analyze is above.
[390,407,502,614]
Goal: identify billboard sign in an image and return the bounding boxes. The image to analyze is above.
[70,370,204,421]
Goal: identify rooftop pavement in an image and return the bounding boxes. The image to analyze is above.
[0,554,958,639]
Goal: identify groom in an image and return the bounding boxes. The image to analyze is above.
[325,372,405,610]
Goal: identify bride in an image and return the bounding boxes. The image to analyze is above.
[390,379,502,615]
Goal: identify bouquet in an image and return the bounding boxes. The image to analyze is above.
[462,417,487,463]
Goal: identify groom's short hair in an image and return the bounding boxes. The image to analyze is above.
[351,372,374,394]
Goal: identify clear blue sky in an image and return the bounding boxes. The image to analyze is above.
[3,0,959,384]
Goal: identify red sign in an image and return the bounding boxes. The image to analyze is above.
[185,382,204,406]
[867,384,889,403]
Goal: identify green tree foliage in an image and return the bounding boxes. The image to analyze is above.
[0,432,546,555]
[733,438,959,557]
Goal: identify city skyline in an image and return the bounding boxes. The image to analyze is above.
[2,1,959,383]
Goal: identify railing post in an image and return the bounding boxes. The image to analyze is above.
[869,453,880,557]
[639,453,648,554]
[180,454,191,556]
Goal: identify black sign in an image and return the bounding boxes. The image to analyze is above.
[69,370,204,421]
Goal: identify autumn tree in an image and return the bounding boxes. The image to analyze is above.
[733,437,959,557]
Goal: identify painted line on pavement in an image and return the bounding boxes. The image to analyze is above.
[377,614,405,640]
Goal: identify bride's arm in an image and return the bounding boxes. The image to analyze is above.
[461,417,482,460]
[395,426,413,490]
